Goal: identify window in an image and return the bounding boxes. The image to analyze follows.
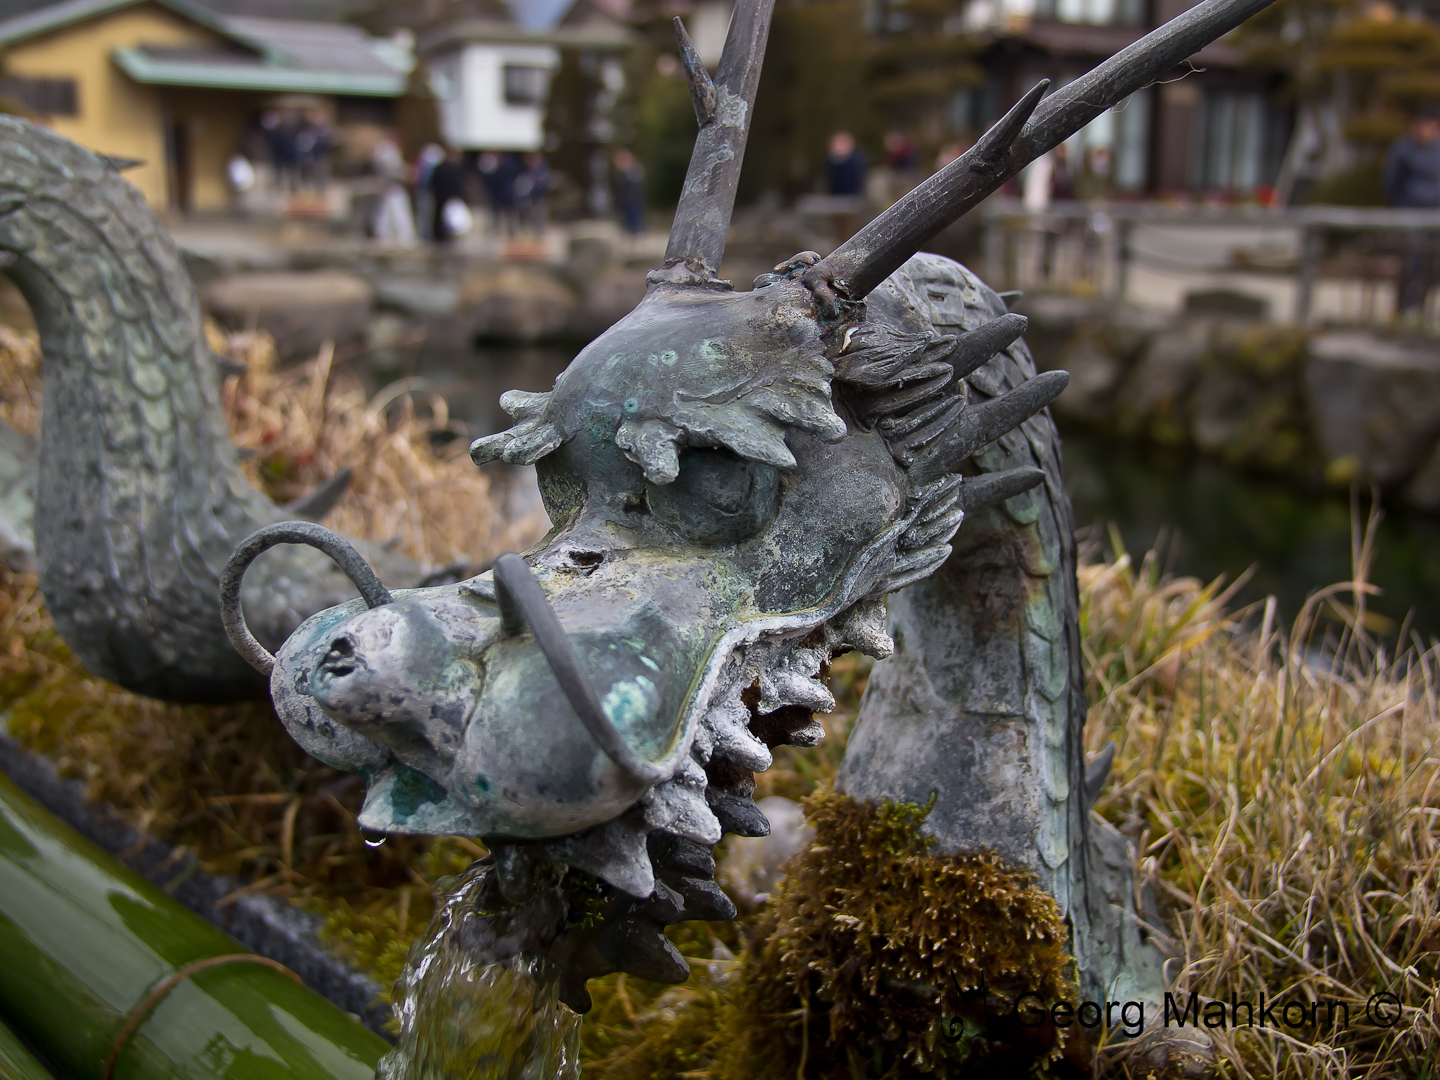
[1191,90,1289,192]
[0,76,78,117]
[1034,0,1145,26]
[503,65,551,106]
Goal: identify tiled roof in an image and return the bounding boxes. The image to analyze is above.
[0,0,412,94]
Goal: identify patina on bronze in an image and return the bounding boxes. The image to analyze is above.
[211,0,1279,1019]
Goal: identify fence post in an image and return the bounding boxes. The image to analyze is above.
[1116,217,1133,302]
[1296,224,1321,324]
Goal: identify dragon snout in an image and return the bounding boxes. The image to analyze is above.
[262,546,725,838]
[306,601,480,773]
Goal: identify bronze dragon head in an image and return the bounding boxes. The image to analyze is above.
[218,0,1277,1010]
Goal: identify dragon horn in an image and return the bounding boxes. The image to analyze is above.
[663,0,776,274]
[808,0,1279,300]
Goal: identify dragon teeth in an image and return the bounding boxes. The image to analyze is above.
[759,669,835,715]
[643,773,722,846]
[703,700,772,772]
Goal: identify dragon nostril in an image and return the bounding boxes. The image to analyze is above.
[568,550,604,570]
[321,636,356,676]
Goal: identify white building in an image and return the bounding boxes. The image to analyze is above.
[420,3,630,152]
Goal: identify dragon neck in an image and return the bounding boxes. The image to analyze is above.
[0,117,280,700]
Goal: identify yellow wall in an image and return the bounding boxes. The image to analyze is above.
[4,2,233,208]
[169,89,256,211]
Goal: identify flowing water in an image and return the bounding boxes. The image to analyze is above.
[377,861,582,1080]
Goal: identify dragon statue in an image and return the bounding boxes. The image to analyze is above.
[0,0,1273,1070]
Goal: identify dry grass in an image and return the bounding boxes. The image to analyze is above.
[1083,518,1440,1079]
[211,324,544,570]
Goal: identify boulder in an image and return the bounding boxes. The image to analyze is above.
[568,265,647,343]
[1182,288,1269,320]
[1012,293,1099,371]
[1305,332,1440,486]
[1115,319,1209,440]
[373,276,460,317]
[461,266,576,342]
[204,271,374,359]
[1403,439,1440,511]
[1049,334,1125,421]
[1190,324,1310,471]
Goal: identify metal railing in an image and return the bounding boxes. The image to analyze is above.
[980,199,1440,324]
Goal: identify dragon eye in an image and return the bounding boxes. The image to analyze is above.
[647,447,779,544]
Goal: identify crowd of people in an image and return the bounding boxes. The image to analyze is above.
[368,139,648,249]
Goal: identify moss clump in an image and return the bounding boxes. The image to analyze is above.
[588,791,1077,1080]
[730,791,1076,1079]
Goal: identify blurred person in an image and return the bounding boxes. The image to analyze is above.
[372,134,416,248]
[883,130,917,171]
[1384,101,1440,317]
[428,145,468,243]
[612,146,646,236]
[1022,150,1054,213]
[296,108,332,192]
[263,110,300,192]
[1074,144,1112,202]
[934,140,971,170]
[413,143,445,240]
[1051,141,1075,201]
[227,153,255,195]
[515,151,552,235]
[869,129,918,208]
[826,130,866,196]
[480,151,521,236]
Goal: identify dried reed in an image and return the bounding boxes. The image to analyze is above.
[211,324,545,569]
[1084,514,1440,1079]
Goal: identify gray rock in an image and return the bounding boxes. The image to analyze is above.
[1050,334,1125,420]
[205,270,375,359]
[1116,319,1209,424]
[1191,364,1262,456]
[461,266,576,342]
[374,276,460,317]
[717,796,813,909]
[1012,293,1101,370]
[1404,439,1440,511]
[569,265,648,343]
[1305,332,1440,486]
[1183,288,1269,320]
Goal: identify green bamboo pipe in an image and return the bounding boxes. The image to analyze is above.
[0,772,391,1080]
[0,1017,55,1080]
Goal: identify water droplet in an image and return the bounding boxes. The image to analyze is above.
[361,828,387,848]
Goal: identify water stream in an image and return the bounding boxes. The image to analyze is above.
[377,861,582,1080]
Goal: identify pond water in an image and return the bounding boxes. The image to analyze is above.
[400,343,1440,644]
[1064,433,1440,644]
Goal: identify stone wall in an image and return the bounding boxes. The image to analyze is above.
[1018,293,1440,512]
